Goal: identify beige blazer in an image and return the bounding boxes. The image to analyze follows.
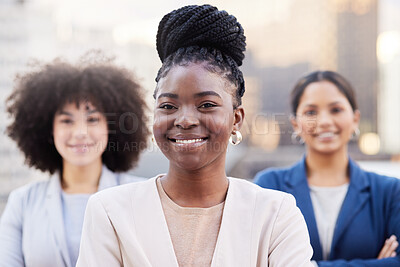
[77,177,314,267]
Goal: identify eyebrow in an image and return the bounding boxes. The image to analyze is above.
[328,101,343,106]
[57,109,99,116]
[57,111,73,116]
[194,91,221,99]
[157,91,222,99]
[157,93,178,99]
[87,109,99,115]
[303,101,344,108]
[302,104,318,108]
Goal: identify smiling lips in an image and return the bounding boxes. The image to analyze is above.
[314,131,337,141]
[173,138,206,144]
[318,132,335,138]
[168,137,208,148]
[68,144,94,153]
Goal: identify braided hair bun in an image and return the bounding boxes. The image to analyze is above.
[155,4,247,106]
[156,5,246,66]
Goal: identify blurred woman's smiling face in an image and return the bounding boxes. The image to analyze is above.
[153,63,243,172]
[292,81,360,155]
[53,102,108,168]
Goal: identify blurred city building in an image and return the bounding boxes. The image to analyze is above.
[216,0,379,146]
[0,0,47,212]
[377,0,400,154]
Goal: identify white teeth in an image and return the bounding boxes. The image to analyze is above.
[319,132,334,138]
[175,139,203,144]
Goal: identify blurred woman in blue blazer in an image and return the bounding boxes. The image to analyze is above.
[255,71,400,266]
[0,56,149,267]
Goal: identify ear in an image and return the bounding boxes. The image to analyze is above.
[290,114,301,134]
[232,106,245,132]
[353,109,360,129]
[353,109,360,124]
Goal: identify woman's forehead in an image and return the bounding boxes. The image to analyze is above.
[156,64,234,97]
[299,81,350,106]
[58,100,99,113]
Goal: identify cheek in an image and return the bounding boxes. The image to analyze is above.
[206,114,234,135]
[52,126,67,156]
[91,122,109,145]
[298,118,317,135]
[52,125,67,144]
[99,131,108,144]
[340,120,355,136]
[153,111,175,133]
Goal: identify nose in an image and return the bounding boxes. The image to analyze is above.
[73,119,88,138]
[174,107,199,129]
[318,110,333,127]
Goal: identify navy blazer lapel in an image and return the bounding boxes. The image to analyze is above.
[45,174,70,267]
[330,159,370,258]
[284,158,323,261]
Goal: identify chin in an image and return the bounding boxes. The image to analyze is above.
[165,152,210,171]
[171,157,204,171]
[314,146,343,155]
[64,157,99,168]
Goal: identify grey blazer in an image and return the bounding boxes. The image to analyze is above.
[0,166,144,267]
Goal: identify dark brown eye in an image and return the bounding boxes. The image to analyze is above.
[159,104,176,109]
[87,117,100,123]
[304,110,316,116]
[331,107,343,113]
[199,103,216,108]
[60,119,73,124]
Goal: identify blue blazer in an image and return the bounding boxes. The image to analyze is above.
[254,157,400,266]
[0,166,145,267]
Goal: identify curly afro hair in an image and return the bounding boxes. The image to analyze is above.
[6,55,150,174]
[155,4,246,108]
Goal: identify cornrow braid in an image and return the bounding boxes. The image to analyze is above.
[155,4,246,107]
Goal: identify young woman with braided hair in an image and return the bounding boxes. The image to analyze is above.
[77,5,314,267]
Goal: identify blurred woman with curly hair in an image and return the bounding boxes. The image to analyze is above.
[0,54,150,267]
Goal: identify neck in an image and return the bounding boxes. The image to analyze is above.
[160,161,229,208]
[61,160,102,194]
[306,147,349,187]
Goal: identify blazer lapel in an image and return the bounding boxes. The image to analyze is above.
[284,158,323,261]
[130,177,179,267]
[45,174,71,267]
[330,159,370,259]
[44,166,118,267]
[211,178,256,267]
